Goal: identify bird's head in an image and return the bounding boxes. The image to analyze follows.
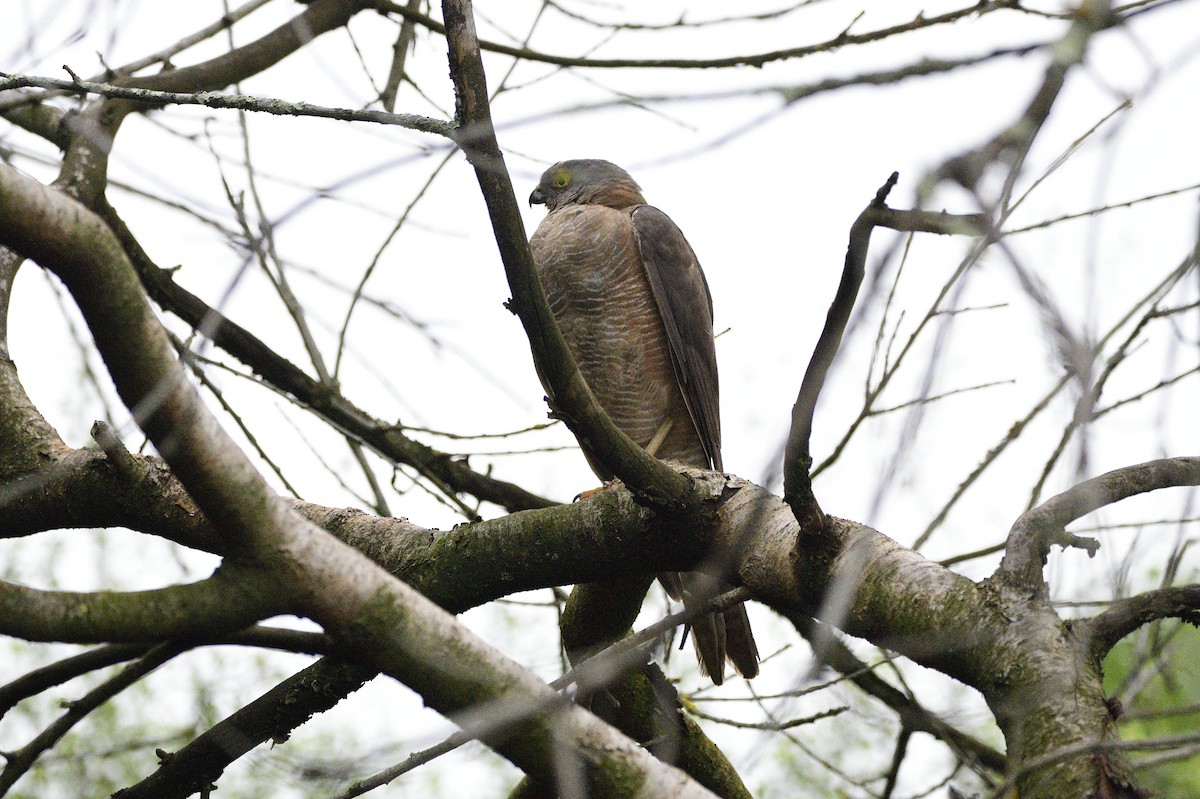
[529,159,646,211]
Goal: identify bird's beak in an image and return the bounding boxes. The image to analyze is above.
[529,188,545,207]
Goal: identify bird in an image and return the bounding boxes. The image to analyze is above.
[528,159,758,684]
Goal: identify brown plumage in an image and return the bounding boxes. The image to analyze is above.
[529,159,758,684]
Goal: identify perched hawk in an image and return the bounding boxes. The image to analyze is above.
[528,159,759,684]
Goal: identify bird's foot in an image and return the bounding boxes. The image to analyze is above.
[574,480,621,501]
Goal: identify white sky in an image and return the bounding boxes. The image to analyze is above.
[3,1,1199,796]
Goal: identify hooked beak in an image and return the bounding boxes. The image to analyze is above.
[529,187,546,206]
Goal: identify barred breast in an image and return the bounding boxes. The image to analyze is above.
[530,204,708,476]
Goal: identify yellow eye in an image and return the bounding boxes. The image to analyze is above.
[552,171,570,188]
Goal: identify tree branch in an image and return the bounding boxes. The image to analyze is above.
[783,174,896,531]
[1084,585,1200,660]
[0,626,332,721]
[0,443,685,608]
[929,0,1118,196]
[380,0,424,112]
[999,457,1200,588]
[0,572,283,644]
[113,658,378,799]
[0,642,191,793]
[47,0,372,209]
[783,174,988,532]
[787,615,1006,774]
[372,0,1038,70]
[0,72,453,136]
[125,0,370,96]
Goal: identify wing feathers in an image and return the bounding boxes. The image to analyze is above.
[630,205,723,471]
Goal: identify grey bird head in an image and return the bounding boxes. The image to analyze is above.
[528,159,645,211]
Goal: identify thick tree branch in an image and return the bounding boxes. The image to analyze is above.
[0,421,1017,689]
[1,448,220,549]
[0,571,282,644]
[1,392,1007,691]
[0,445,679,607]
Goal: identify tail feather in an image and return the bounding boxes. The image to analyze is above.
[689,606,728,684]
[722,603,760,679]
[658,571,684,601]
[660,571,759,685]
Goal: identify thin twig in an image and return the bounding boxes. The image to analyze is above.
[0,72,454,137]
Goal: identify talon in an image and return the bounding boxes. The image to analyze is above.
[574,480,619,501]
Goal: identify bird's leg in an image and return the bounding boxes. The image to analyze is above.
[575,482,618,501]
[644,418,674,458]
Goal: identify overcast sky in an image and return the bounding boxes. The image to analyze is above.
[3,2,1199,795]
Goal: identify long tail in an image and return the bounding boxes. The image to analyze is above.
[661,572,759,685]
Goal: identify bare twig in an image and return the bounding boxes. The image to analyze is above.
[916,251,1195,551]
[0,72,454,137]
[0,627,332,719]
[376,0,1045,70]
[98,200,555,513]
[380,0,424,111]
[0,642,192,793]
[787,614,1006,774]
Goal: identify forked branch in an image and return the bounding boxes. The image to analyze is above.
[1000,456,1200,588]
[783,172,987,532]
